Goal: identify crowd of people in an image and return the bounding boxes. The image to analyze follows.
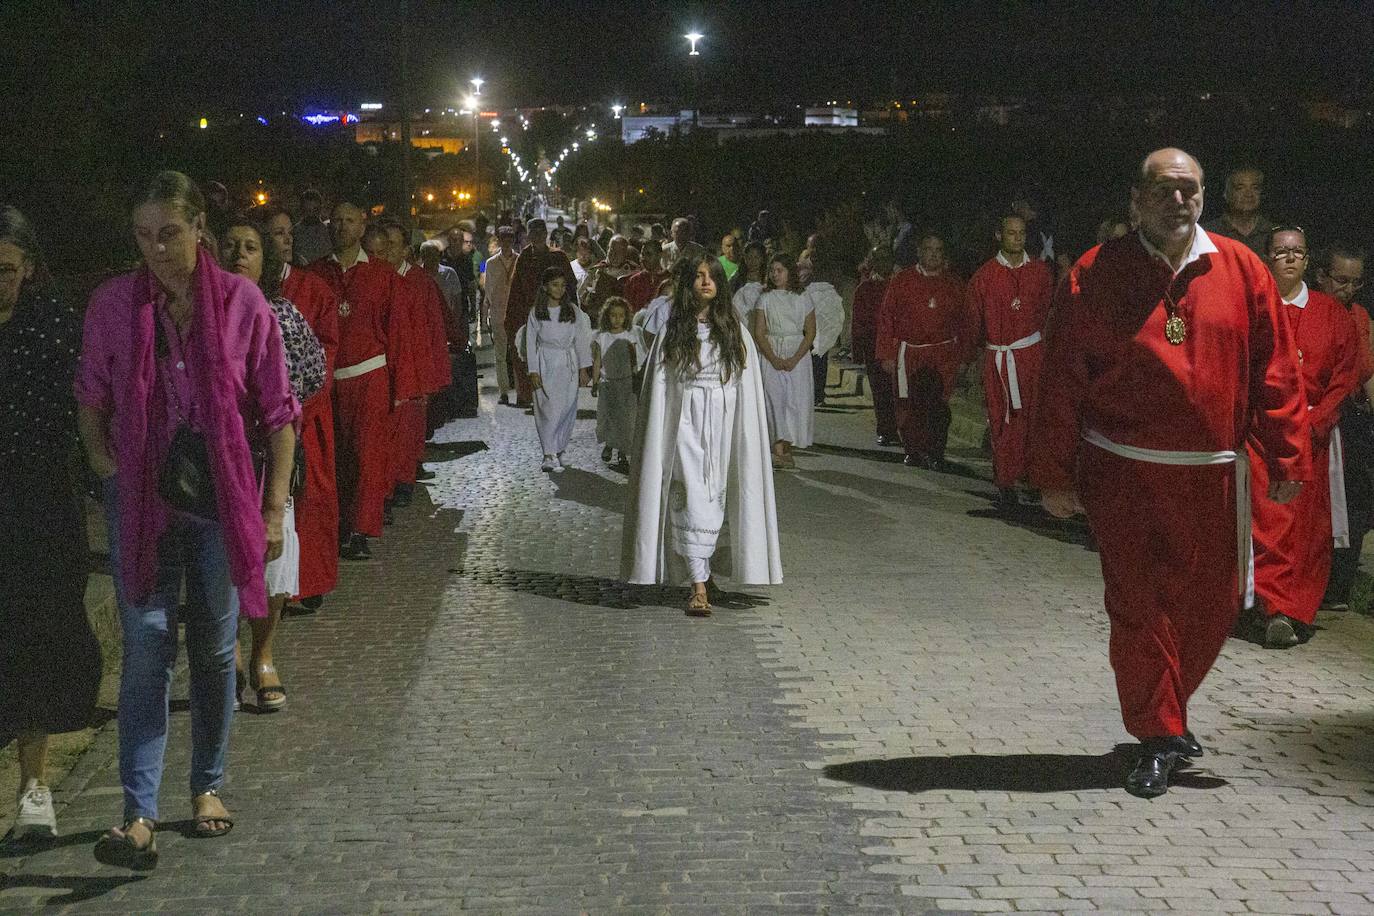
[3,145,1371,861]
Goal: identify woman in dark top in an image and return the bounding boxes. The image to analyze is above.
[0,204,102,842]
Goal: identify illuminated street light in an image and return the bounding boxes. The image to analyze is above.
[612,104,624,119]
[470,76,484,95]
[685,31,703,55]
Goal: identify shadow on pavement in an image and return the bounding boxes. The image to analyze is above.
[965,503,1096,549]
[824,748,1228,794]
[423,440,489,462]
[0,829,105,860]
[456,565,770,612]
[0,871,145,904]
[552,467,629,513]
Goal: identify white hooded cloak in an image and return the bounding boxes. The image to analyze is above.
[621,322,783,586]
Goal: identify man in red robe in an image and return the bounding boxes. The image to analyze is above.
[377,221,450,509]
[1247,227,1362,649]
[274,225,341,608]
[1317,244,1374,610]
[965,215,1056,507]
[504,218,577,407]
[622,239,667,313]
[1030,148,1310,798]
[309,203,406,561]
[875,232,965,469]
[851,245,898,446]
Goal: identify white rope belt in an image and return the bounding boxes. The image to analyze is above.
[334,354,387,381]
[1084,427,1251,600]
[985,331,1043,421]
[896,337,957,398]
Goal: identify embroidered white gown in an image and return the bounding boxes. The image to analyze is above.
[757,289,815,447]
[526,304,592,455]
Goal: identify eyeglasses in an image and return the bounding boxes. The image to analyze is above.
[1325,273,1366,290]
[1270,248,1308,261]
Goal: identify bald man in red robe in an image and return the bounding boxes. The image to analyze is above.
[1247,227,1361,649]
[504,219,578,407]
[876,232,965,469]
[1030,149,1309,798]
[965,215,1055,506]
[309,204,406,561]
[280,262,340,605]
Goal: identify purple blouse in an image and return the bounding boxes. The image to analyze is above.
[75,271,298,459]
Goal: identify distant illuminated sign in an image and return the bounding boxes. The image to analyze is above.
[360,102,384,111]
[302,112,359,126]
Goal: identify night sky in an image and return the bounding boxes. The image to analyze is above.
[9,1,1374,113]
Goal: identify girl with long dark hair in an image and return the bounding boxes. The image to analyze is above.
[524,266,591,471]
[623,254,781,616]
[730,240,767,318]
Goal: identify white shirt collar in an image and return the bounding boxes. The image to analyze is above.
[995,251,1028,269]
[397,260,412,277]
[916,264,943,277]
[1283,282,1309,308]
[330,248,369,269]
[1138,225,1218,276]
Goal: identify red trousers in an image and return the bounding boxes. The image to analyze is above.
[1249,440,1332,625]
[294,393,339,599]
[894,355,955,462]
[1079,446,1239,739]
[389,398,428,489]
[866,361,897,439]
[333,369,391,538]
[981,344,1044,488]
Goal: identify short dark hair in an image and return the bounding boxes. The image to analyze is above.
[1265,224,1306,253]
[1323,242,1367,271]
[0,204,45,288]
[496,225,515,241]
[301,188,324,205]
[361,222,391,248]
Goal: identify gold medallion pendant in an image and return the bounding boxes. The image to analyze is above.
[1164,314,1187,345]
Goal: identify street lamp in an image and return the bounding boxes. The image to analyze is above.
[685,31,704,125]
[685,31,703,55]
[464,91,481,211]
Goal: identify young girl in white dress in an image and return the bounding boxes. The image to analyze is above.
[524,267,591,472]
[591,296,639,467]
[623,255,782,616]
[753,253,816,469]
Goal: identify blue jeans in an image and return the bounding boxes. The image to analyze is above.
[104,479,238,821]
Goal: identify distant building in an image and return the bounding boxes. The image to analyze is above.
[804,107,859,127]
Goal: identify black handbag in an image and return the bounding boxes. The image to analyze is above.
[159,423,219,520]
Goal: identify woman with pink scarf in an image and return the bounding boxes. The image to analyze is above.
[75,172,298,870]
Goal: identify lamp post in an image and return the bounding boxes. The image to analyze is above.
[469,77,483,211]
[684,32,703,126]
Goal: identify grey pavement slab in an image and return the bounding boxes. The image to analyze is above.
[3,346,1372,914]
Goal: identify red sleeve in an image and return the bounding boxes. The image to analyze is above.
[1354,306,1374,384]
[387,273,425,403]
[1309,299,1362,442]
[1247,267,1311,482]
[874,275,900,361]
[301,273,339,378]
[1027,259,1094,491]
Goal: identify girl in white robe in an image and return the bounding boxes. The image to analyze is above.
[623,254,782,616]
[753,254,816,467]
[525,268,591,472]
[591,296,639,465]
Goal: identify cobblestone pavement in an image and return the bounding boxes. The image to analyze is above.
[4,356,1374,914]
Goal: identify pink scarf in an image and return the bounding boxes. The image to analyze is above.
[118,245,269,618]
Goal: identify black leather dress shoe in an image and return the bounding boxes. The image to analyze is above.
[903,454,925,468]
[1181,731,1204,757]
[1125,750,1177,798]
[414,466,436,481]
[876,434,901,447]
[1264,613,1301,649]
[340,533,372,561]
[299,595,324,612]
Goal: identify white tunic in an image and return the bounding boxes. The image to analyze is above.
[622,323,782,587]
[526,304,592,454]
[803,281,845,355]
[594,329,639,452]
[732,281,764,321]
[757,289,815,447]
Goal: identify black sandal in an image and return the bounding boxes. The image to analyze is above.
[94,817,158,871]
[191,790,234,838]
